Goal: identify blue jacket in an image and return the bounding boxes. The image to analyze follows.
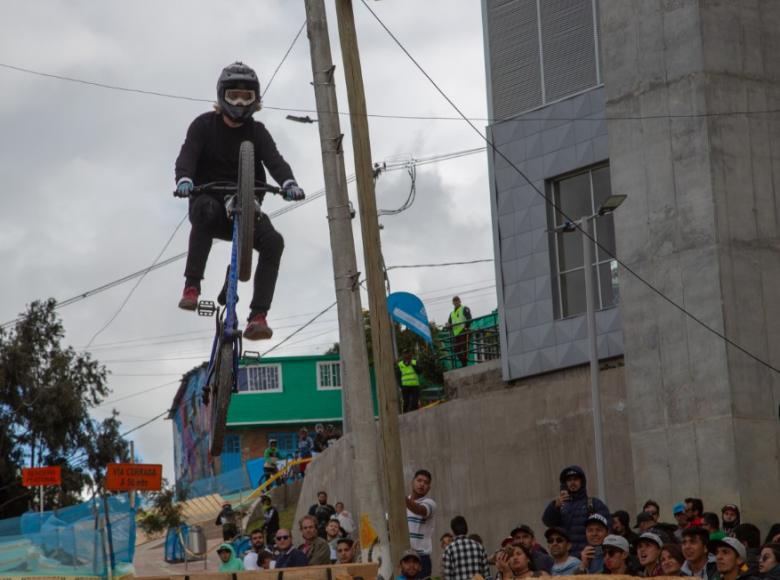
[541,465,610,558]
[275,547,309,568]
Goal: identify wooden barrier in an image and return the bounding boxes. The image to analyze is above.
[134,562,379,580]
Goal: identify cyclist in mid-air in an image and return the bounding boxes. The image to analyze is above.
[174,62,304,340]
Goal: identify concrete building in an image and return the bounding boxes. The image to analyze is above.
[483,0,780,528]
[289,1,780,559]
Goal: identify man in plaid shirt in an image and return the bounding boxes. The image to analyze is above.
[442,516,491,580]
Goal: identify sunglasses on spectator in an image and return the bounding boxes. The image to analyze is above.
[548,537,567,544]
[276,535,290,540]
[761,555,773,562]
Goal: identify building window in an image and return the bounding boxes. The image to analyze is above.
[317,361,342,390]
[240,364,283,393]
[549,163,619,318]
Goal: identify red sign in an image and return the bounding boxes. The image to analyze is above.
[22,466,62,487]
[105,463,162,492]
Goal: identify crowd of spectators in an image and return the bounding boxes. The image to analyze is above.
[218,463,780,580]
[430,465,780,580]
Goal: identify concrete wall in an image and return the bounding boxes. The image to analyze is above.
[599,0,780,529]
[294,361,634,566]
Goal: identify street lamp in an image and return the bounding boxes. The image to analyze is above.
[556,194,626,504]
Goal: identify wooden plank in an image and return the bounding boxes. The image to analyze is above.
[127,562,379,580]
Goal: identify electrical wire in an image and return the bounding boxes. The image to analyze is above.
[358,0,780,376]
[262,21,306,99]
[378,163,416,216]
[0,145,485,329]
[84,213,188,348]
[386,258,493,270]
[3,62,779,122]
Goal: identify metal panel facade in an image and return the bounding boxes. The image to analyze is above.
[488,87,623,380]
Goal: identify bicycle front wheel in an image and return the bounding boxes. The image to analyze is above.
[209,341,234,457]
[237,141,255,282]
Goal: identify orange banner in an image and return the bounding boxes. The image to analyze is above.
[22,466,62,487]
[105,463,162,491]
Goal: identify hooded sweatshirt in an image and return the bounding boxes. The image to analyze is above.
[542,465,610,558]
[721,505,741,535]
[218,543,245,572]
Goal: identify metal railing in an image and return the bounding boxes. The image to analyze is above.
[437,310,501,370]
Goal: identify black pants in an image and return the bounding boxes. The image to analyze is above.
[401,387,420,413]
[184,195,284,314]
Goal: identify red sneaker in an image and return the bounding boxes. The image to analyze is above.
[244,312,273,341]
[178,286,200,311]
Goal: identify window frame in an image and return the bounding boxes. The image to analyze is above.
[316,361,343,391]
[240,363,283,394]
[548,163,618,319]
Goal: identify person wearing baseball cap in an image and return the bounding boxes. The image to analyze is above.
[509,525,553,573]
[398,549,423,580]
[634,512,657,534]
[710,537,751,580]
[577,514,610,574]
[636,532,663,577]
[544,527,581,576]
[673,502,688,542]
[603,535,633,575]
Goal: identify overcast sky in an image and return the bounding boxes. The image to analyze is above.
[0,1,495,478]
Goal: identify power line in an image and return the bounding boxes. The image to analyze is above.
[95,379,181,408]
[262,21,306,98]
[0,145,486,329]
[3,62,779,123]
[386,258,493,271]
[84,213,188,348]
[120,409,171,437]
[359,0,780,376]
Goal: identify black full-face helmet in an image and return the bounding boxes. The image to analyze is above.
[217,62,261,122]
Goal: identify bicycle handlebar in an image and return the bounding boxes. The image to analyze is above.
[172,180,284,198]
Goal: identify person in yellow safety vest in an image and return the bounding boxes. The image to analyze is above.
[397,351,422,413]
[447,295,472,367]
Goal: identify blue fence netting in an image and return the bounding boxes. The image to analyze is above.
[0,494,135,577]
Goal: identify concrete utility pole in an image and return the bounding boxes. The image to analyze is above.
[335,0,411,565]
[303,1,392,575]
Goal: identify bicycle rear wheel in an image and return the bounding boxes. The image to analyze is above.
[209,341,234,457]
[237,141,255,282]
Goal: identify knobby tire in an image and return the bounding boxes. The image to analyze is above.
[237,141,255,282]
[209,341,234,457]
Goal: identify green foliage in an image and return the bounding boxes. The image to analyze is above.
[0,299,130,517]
[137,479,189,534]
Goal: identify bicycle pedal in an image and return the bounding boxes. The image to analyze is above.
[197,300,218,317]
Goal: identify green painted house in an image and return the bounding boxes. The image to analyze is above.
[171,353,376,487]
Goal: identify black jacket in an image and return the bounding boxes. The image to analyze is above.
[175,112,295,200]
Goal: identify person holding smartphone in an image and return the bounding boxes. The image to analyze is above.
[542,465,610,558]
[575,514,610,574]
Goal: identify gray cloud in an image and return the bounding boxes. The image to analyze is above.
[0,0,494,475]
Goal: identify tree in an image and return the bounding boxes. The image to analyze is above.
[137,480,189,536]
[327,309,445,386]
[0,299,130,516]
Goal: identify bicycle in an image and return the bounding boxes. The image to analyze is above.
[173,141,298,457]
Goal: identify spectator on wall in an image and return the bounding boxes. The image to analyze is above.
[612,510,640,555]
[495,544,549,579]
[734,524,762,575]
[575,514,609,574]
[602,535,634,576]
[261,495,280,547]
[335,501,355,536]
[336,538,356,564]
[685,498,705,529]
[636,532,664,577]
[297,427,314,477]
[721,505,741,536]
[758,544,780,579]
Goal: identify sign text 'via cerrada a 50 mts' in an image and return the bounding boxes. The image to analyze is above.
[105,463,162,492]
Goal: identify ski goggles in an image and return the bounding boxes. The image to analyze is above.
[224,89,257,106]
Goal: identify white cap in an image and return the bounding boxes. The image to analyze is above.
[638,532,663,549]
[603,535,629,552]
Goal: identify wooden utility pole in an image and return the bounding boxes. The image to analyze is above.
[303,1,392,576]
[335,0,411,565]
